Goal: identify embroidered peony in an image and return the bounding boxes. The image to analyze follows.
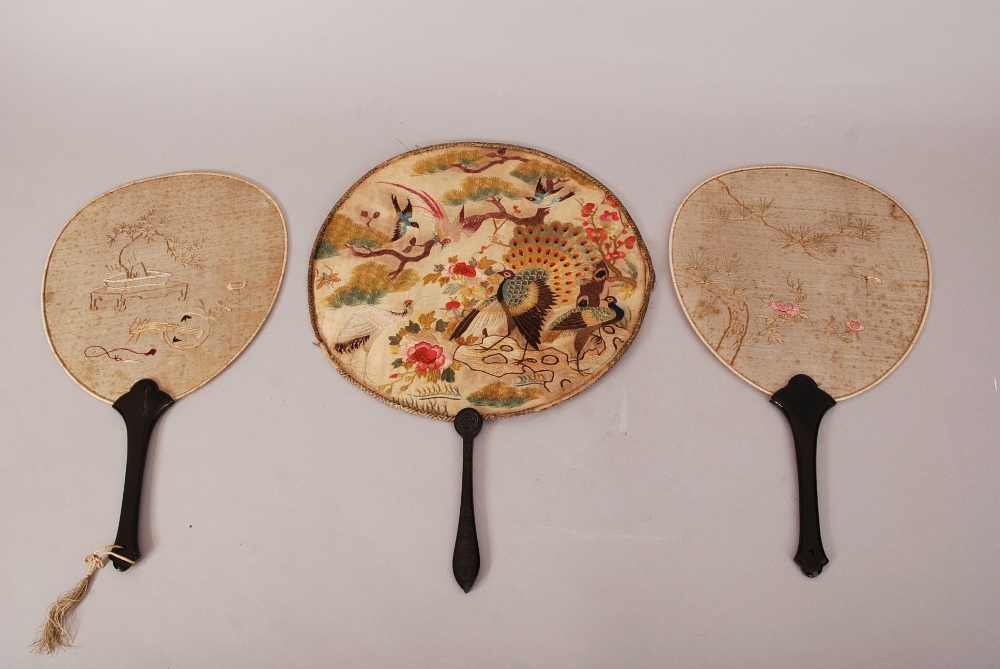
[771,301,800,318]
[446,262,479,279]
[406,340,448,372]
[845,320,865,332]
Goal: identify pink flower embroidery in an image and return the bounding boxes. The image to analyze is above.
[771,301,800,318]
[846,320,865,332]
[406,340,448,372]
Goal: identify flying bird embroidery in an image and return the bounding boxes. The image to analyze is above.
[527,178,575,208]
[390,195,419,242]
[851,265,882,295]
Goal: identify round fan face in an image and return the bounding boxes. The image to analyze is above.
[309,142,654,421]
[43,173,287,403]
[670,166,931,401]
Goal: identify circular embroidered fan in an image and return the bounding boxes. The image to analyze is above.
[670,166,930,576]
[309,143,654,590]
[36,173,285,652]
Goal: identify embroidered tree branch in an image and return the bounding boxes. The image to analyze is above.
[347,238,438,279]
[712,178,877,260]
[410,148,528,176]
[675,251,751,364]
[457,195,551,232]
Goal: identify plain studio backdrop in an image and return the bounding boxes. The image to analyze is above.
[1,1,998,667]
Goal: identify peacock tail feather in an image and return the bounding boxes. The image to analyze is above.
[504,222,602,306]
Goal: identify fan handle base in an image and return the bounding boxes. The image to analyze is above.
[770,374,835,577]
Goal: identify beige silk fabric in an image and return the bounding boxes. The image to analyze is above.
[43,173,286,403]
[671,167,930,400]
[310,143,654,421]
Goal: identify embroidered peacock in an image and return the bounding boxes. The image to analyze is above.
[546,296,625,370]
[450,222,603,351]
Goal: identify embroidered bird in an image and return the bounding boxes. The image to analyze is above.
[526,178,575,208]
[546,296,625,370]
[333,300,414,354]
[851,265,882,295]
[390,195,419,241]
[450,222,603,351]
[379,180,559,248]
[574,262,609,307]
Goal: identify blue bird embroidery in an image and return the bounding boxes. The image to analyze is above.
[390,195,419,241]
[526,178,575,208]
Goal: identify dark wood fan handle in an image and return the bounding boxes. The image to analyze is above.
[452,408,484,593]
[109,379,174,571]
[770,374,836,577]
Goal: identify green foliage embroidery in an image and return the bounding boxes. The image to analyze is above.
[322,261,418,309]
[320,214,390,253]
[441,177,524,206]
[315,240,336,259]
[467,382,542,408]
[509,159,589,187]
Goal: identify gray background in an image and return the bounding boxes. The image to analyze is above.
[2,1,997,666]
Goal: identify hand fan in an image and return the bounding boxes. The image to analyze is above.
[670,166,930,576]
[37,172,286,651]
[309,142,654,592]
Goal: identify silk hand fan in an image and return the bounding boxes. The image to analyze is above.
[310,142,653,591]
[38,173,286,651]
[670,166,930,576]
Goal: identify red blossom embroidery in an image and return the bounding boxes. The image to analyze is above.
[406,341,447,372]
[445,300,461,311]
[771,301,800,318]
[447,262,478,278]
[586,227,608,242]
[605,195,617,207]
[581,202,596,217]
[846,320,865,332]
[599,210,619,222]
[625,236,636,249]
[604,251,626,261]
